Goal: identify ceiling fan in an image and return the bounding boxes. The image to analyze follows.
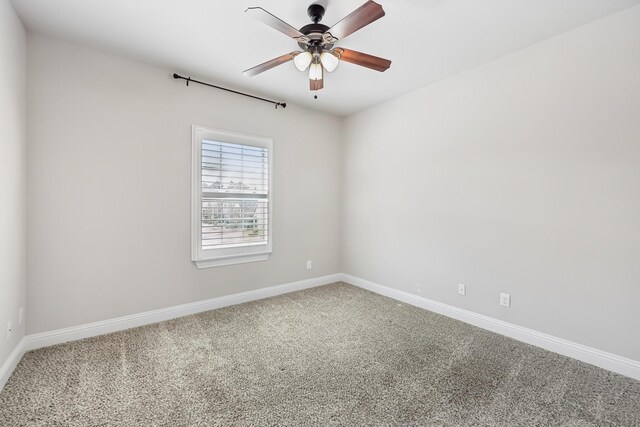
[243,1,392,91]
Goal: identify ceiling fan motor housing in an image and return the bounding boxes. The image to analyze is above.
[298,23,332,50]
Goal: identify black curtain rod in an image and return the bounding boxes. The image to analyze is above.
[173,73,286,109]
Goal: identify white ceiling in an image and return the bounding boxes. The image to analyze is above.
[11,0,640,116]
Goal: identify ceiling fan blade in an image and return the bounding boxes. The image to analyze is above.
[246,7,304,39]
[334,48,391,72]
[326,1,385,41]
[310,78,324,91]
[243,53,296,77]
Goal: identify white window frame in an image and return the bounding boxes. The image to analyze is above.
[191,125,273,268]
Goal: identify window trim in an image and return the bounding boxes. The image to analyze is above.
[191,125,273,268]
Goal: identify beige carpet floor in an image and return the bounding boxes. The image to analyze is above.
[1,282,639,426]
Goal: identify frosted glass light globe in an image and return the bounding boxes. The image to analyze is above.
[293,51,312,71]
[309,62,323,81]
[320,51,339,72]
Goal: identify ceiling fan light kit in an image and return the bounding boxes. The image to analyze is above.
[243,1,392,92]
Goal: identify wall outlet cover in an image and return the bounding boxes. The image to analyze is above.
[500,292,511,307]
[18,307,24,325]
[306,260,312,270]
[458,283,466,296]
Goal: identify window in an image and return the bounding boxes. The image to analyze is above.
[191,126,272,268]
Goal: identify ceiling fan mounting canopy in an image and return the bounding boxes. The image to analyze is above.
[243,1,392,91]
[307,4,326,23]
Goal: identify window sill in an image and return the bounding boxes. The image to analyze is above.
[194,251,271,269]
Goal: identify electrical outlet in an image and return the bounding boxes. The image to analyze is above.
[458,283,466,296]
[6,321,13,340]
[500,292,511,307]
[417,283,422,293]
[18,307,24,325]
[306,260,312,270]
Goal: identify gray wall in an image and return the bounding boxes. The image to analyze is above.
[26,35,343,334]
[0,0,27,367]
[20,5,640,363]
[342,6,640,360]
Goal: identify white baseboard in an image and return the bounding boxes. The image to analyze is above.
[24,273,342,352]
[3,272,637,394]
[341,273,640,381]
[0,338,25,392]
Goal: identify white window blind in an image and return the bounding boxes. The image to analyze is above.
[191,126,273,269]
[201,140,269,249]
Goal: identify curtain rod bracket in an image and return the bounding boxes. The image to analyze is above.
[173,73,286,109]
